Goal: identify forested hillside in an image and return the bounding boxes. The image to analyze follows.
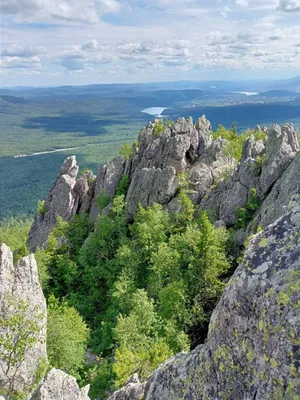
[1,115,300,399]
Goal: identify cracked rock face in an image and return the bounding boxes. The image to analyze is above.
[0,244,47,395]
[27,156,80,252]
[110,206,300,399]
[27,117,299,250]
[31,368,90,400]
[89,156,126,221]
[260,123,298,196]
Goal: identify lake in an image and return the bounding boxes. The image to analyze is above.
[141,107,168,116]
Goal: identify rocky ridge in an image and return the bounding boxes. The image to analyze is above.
[109,205,300,399]
[27,116,299,251]
[5,115,300,399]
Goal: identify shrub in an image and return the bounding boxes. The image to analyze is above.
[153,120,165,136]
[37,200,48,216]
[96,191,111,212]
[234,188,260,230]
[119,143,134,160]
[0,297,47,399]
[47,295,89,377]
[116,175,130,197]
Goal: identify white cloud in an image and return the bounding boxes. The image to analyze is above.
[269,29,287,40]
[1,0,121,24]
[1,55,41,69]
[81,39,98,51]
[277,0,300,11]
[118,43,150,54]
[1,44,46,57]
[235,0,248,7]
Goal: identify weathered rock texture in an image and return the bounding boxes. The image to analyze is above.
[31,368,90,400]
[0,244,47,395]
[110,205,300,399]
[27,118,299,253]
[108,374,146,400]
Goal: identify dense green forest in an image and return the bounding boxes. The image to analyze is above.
[2,188,236,399]
[1,120,300,399]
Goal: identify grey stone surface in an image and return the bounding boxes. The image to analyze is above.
[27,156,79,252]
[126,166,177,219]
[108,374,146,400]
[110,206,300,399]
[252,152,300,230]
[0,244,47,395]
[260,123,298,195]
[31,368,90,400]
[89,156,125,220]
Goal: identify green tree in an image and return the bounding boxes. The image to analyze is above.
[0,298,46,400]
[47,295,89,377]
[113,290,172,387]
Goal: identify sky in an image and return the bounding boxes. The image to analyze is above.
[1,0,300,87]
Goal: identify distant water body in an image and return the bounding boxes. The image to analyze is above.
[141,107,168,117]
[233,91,258,96]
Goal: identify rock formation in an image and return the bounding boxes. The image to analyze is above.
[0,244,47,396]
[31,368,90,400]
[109,205,300,399]
[27,117,299,252]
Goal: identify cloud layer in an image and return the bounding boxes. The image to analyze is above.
[1,0,299,85]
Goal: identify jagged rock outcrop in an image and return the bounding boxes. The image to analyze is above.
[31,368,90,400]
[27,157,80,252]
[260,123,299,195]
[252,152,300,230]
[27,117,299,250]
[110,205,300,399]
[0,244,47,395]
[89,156,126,220]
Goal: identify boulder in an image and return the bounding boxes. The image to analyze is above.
[31,368,90,400]
[111,206,300,399]
[108,374,146,400]
[0,245,47,396]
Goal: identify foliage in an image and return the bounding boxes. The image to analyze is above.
[153,120,165,136]
[234,188,260,230]
[47,295,89,377]
[115,175,130,197]
[0,297,46,400]
[38,191,231,394]
[37,200,48,216]
[213,124,267,162]
[0,217,31,253]
[88,358,115,400]
[96,191,111,212]
[119,143,134,160]
[254,154,266,175]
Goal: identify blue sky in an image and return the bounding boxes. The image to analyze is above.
[1,0,300,86]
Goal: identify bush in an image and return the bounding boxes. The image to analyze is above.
[153,120,165,136]
[115,175,130,197]
[119,143,134,160]
[234,188,260,230]
[96,191,111,212]
[47,295,90,376]
[37,200,48,216]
